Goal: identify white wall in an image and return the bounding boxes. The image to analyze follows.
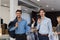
[0,6,10,24]
[0,0,1,17]
[0,0,1,27]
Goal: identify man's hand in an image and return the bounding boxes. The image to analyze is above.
[15,22,18,27]
[57,32,60,34]
[37,19,40,23]
[53,32,58,35]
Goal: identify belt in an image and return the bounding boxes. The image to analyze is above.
[39,33,48,36]
[16,33,27,38]
[16,33,26,36]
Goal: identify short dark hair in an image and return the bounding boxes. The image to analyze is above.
[16,10,22,14]
[39,9,46,13]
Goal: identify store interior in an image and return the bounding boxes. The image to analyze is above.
[0,0,60,40]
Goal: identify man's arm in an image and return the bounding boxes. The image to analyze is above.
[9,26,17,31]
[25,21,30,34]
[56,25,60,34]
[9,22,18,31]
[57,32,60,34]
[36,23,40,31]
[48,19,53,36]
[36,18,41,31]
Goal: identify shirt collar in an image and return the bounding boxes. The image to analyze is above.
[41,16,46,20]
[18,18,24,22]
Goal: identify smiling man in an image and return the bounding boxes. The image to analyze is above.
[9,10,30,40]
[37,9,53,40]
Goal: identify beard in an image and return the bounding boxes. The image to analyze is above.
[17,16,21,18]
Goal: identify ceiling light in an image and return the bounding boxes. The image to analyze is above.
[24,9,27,11]
[46,5,49,7]
[51,8,54,10]
[3,4,8,6]
[37,0,40,1]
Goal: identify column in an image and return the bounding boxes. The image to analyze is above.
[10,0,21,21]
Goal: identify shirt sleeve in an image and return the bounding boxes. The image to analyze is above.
[56,26,58,32]
[9,26,17,31]
[36,22,40,30]
[25,21,30,34]
[48,19,53,36]
[56,25,60,32]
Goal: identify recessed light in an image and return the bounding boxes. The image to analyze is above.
[37,0,40,1]
[3,4,8,6]
[46,5,49,7]
[25,9,27,11]
[51,8,54,10]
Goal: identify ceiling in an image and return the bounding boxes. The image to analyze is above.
[1,0,60,11]
[30,0,60,11]
[1,0,10,8]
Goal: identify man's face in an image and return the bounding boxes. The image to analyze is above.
[39,10,45,17]
[57,17,60,23]
[16,12,22,18]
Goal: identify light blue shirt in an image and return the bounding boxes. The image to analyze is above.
[10,19,30,34]
[37,17,53,35]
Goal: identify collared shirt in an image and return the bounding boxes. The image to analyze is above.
[9,19,30,34]
[37,17,53,35]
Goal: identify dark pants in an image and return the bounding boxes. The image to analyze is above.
[58,35,60,40]
[38,33,49,40]
[16,34,27,40]
[34,32,38,40]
